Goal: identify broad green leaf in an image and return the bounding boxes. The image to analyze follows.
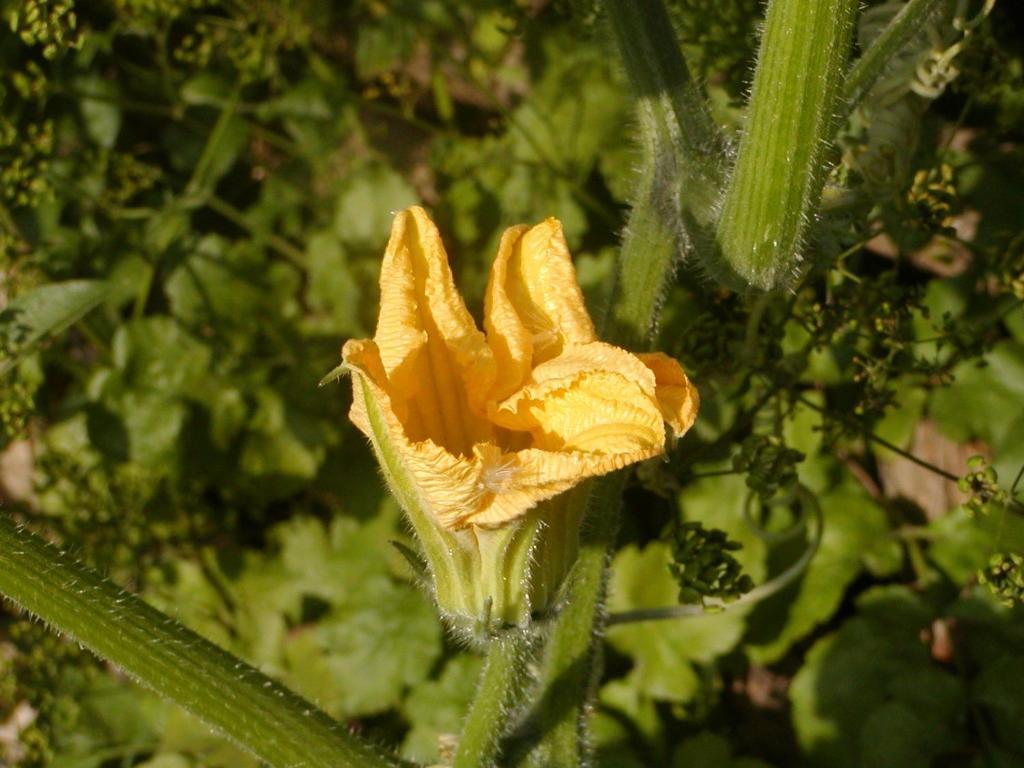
[592,675,663,768]
[679,474,770,580]
[746,484,902,664]
[1,280,111,376]
[673,733,773,768]
[607,541,750,703]
[306,578,442,716]
[401,654,483,763]
[180,73,233,106]
[971,655,1024,755]
[164,237,267,328]
[790,586,966,768]
[509,32,628,174]
[930,341,1024,446]
[354,24,411,79]
[273,515,393,605]
[116,390,188,468]
[111,317,213,397]
[304,230,364,336]
[48,682,166,768]
[928,507,1024,584]
[873,379,928,452]
[238,387,327,498]
[332,163,418,249]
[76,75,122,149]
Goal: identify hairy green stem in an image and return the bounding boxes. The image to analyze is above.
[517,477,626,767]
[842,0,945,116]
[0,515,405,768]
[604,0,725,336]
[716,0,858,290]
[453,633,534,768]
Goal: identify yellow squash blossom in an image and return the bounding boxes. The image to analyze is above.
[342,206,698,531]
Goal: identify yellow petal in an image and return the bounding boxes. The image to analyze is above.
[344,340,664,530]
[342,338,390,439]
[484,219,596,400]
[491,341,665,455]
[463,447,657,528]
[372,207,495,455]
[344,337,491,529]
[483,225,532,401]
[637,352,700,438]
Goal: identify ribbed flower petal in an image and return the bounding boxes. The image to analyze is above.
[372,207,495,455]
[637,352,701,438]
[483,225,533,401]
[491,341,665,455]
[464,447,658,528]
[484,219,596,401]
[343,338,488,529]
[341,208,700,535]
[342,338,391,438]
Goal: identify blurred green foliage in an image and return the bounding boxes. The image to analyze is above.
[1,0,1023,766]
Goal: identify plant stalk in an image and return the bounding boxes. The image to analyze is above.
[453,632,534,768]
[715,0,859,290]
[513,476,627,767]
[0,515,405,768]
[604,0,725,339]
[841,0,945,117]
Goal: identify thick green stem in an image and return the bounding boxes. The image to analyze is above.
[604,0,726,340]
[514,476,626,767]
[716,0,858,290]
[841,0,945,117]
[0,515,404,768]
[453,633,534,768]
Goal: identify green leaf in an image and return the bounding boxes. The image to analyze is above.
[274,515,394,605]
[594,674,662,767]
[305,578,442,716]
[679,474,770,581]
[402,654,484,763]
[746,483,902,664]
[607,541,749,703]
[111,317,213,396]
[971,655,1024,756]
[1,280,111,376]
[164,237,267,328]
[116,390,188,468]
[76,75,122,149]
[873,379,927,451]
[238,387,327,498]
[509,33,628,174]
[928,507,1024,585]
[789,586,966,768]
[602,475,771,703]
[673,732,773,768]
[180,73,233,107]
[304,230,364,336]
[355,24,410,79]
[332,163,418,250]
[47,681,165,768]
[930,341,1024,446]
